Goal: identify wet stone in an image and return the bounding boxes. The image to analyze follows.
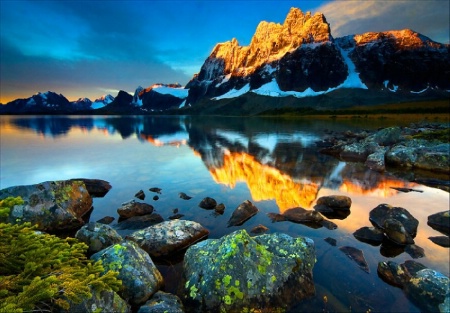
[369,203,419,237]
[97,216,115,224]
[250,224,269,234]
[428,236,450,248]
[227,200,259,227]
[405,244,425,259]
[199,197,217,210]
[149,187,162,194]
[339,246,370,273]
[75,222,122,255]
[353,226,384,245]
[316,195,352,210]
[179,192,192,200]
[135,190,145,200]
[383,218,415,245]
[427,210,450,236]
[115,213,164,230]
[117,200,154,219]
[214,203,226,215]
[324,237,337,246]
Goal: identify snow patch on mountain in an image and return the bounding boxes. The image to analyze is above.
[151,85,189,98]
[213,84,251,100]
[337,46,368,89]
[91,94,114,109]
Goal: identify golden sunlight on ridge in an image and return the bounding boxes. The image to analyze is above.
[209,152,320,213]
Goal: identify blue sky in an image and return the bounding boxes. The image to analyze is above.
[1,0,449,103]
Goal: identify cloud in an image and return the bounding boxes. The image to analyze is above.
[317,0,449,43]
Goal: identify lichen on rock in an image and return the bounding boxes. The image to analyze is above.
[182,229,315,312]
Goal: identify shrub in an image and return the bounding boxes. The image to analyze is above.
[0,222,121,312]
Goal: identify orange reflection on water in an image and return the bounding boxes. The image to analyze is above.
[209,152,319,213]
[139,134,186,147]
[339,178,419,197]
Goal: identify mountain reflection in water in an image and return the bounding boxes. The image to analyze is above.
[1,115,449,312]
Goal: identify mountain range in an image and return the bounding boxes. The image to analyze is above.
[1,7,448,115]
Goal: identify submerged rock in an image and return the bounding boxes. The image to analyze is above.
[199,197,217,210]
[0,180,93,232]
[250,224,269,234]
[428,236,450,248]
[227,200,259,227]
[149,187,162,194]
[91,241,164,306]
[338,246,370,273]
[117,200,154,219]
[182,229,315,312]
[126,220,209,258]
[179,192,192,200]
[115,213,164,230]
[214,203,226,215]
[316,195,352,210]
[75,222,122,254]
[135,190,146,200]
[353,226,384,245]
[97,216,115,224]
[137,291,185,313]
[427,210,450,236]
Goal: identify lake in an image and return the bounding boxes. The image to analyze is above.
[1,115,449,312]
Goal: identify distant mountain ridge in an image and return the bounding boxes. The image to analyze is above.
[1,7,448,115]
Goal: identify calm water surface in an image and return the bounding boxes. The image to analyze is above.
[1,115,449,312]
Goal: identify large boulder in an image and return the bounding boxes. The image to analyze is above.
[182,229,315,312]
[0,180,93,232]
[75,222,123,255]
[126,220,209,258]
[91,241,163,306]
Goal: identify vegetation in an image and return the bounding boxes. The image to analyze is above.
[412,128,450,143]
[0,221,121,312]
[0,196,24,219]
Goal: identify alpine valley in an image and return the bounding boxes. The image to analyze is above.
[1,8,449,115]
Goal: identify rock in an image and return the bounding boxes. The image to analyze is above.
[198,197,217,210]
[405,269,450,312]
[117,200,154,219]
[250,224,269,234]
[365,147,388,172]
[339,141,379,162]
[316,195,351,210]
[319,219,338,230]
[0,180,93,232]
[324,237,337,246]
[68,288,130,313]
[215,203,226,215]
[227,200,259,227]
[135,190,145,200]
[353,226,384,245]
[371,127,403,146]
[377,261,409,288]
[149,187,162,194]
[69,178,112,197]
[115,213,164,230]
[405,244,425,258]
[383,218,415,245]
[153,195,159,201]
[429,236,450,248]
[182,229,315,312]
[179,192,192,200]
[338,246,370,273]
[75,222,123,254]
[169,213,184,220]
[369,204,419,237]
[282,207,324,224]
[427,211,450,236]
[137,291,185,313]
[97,216,115,224]
[390,187,423,193]
[91,241,164,306]
[126,220,209,258]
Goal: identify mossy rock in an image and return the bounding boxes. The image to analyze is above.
[182,229,315,312]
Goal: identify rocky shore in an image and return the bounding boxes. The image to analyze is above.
[1,122,449,312]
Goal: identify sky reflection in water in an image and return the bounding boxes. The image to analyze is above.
[1,115,448,312]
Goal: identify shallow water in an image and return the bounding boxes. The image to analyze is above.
[1,115,449,312]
